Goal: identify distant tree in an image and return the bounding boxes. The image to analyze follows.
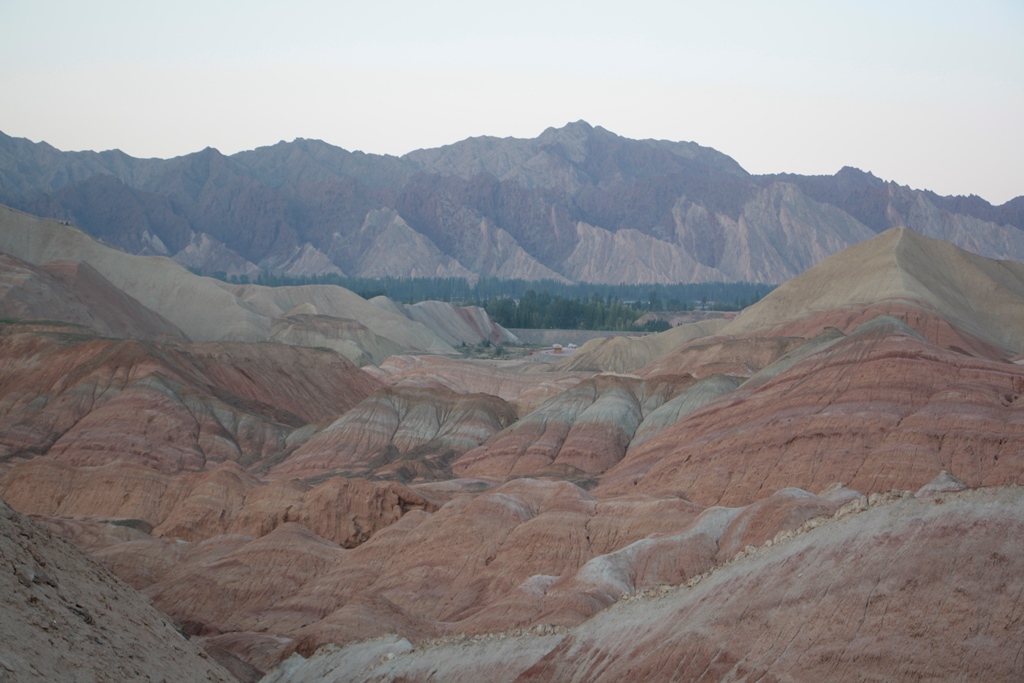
[648,289,661,312]
[642,319,671,332]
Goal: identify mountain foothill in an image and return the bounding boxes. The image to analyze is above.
[0,126,1023,682]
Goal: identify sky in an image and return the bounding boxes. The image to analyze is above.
[1,0,1022,204]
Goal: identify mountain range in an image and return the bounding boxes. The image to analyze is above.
[2,121,1024,681]
[3,121,1023,285]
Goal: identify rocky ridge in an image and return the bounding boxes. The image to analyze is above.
[2,122,1022,285]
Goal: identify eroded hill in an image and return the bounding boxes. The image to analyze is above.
[0,218,1023,681]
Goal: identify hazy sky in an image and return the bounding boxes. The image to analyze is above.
[2,1,1021,203]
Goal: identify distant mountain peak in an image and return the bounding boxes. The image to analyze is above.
[538,119,616,144]
[547,119,595,133]
[836,166,876,179]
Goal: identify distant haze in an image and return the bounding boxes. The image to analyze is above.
[1,0,1021,204]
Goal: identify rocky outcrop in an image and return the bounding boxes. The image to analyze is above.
[116,479,867,665]
[452,374,722,481]
[0,327,381,472]
[552,318,728,373]
[776,165,1024,259]
[268,313,404,366]
[0,498,234,682]
[560,221,727,283]
[374,297,520,347]
[1,459,435,549]
[329,208,474,279]
[171,230,263,278]
[515,487,1024,682]
[270,387,518,482]
[258,485,1024,682]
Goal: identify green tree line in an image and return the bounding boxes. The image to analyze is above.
[483,291,668,332]
[223,273,771,313]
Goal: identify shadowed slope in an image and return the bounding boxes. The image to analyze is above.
[0,498,235,682]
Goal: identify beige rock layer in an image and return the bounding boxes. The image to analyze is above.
[724,226,1024,354]
[0,252,187,341]
[0,206,467,361]
[552,318,728,373]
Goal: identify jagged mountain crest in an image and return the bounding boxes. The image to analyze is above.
[0,124,1020,285]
